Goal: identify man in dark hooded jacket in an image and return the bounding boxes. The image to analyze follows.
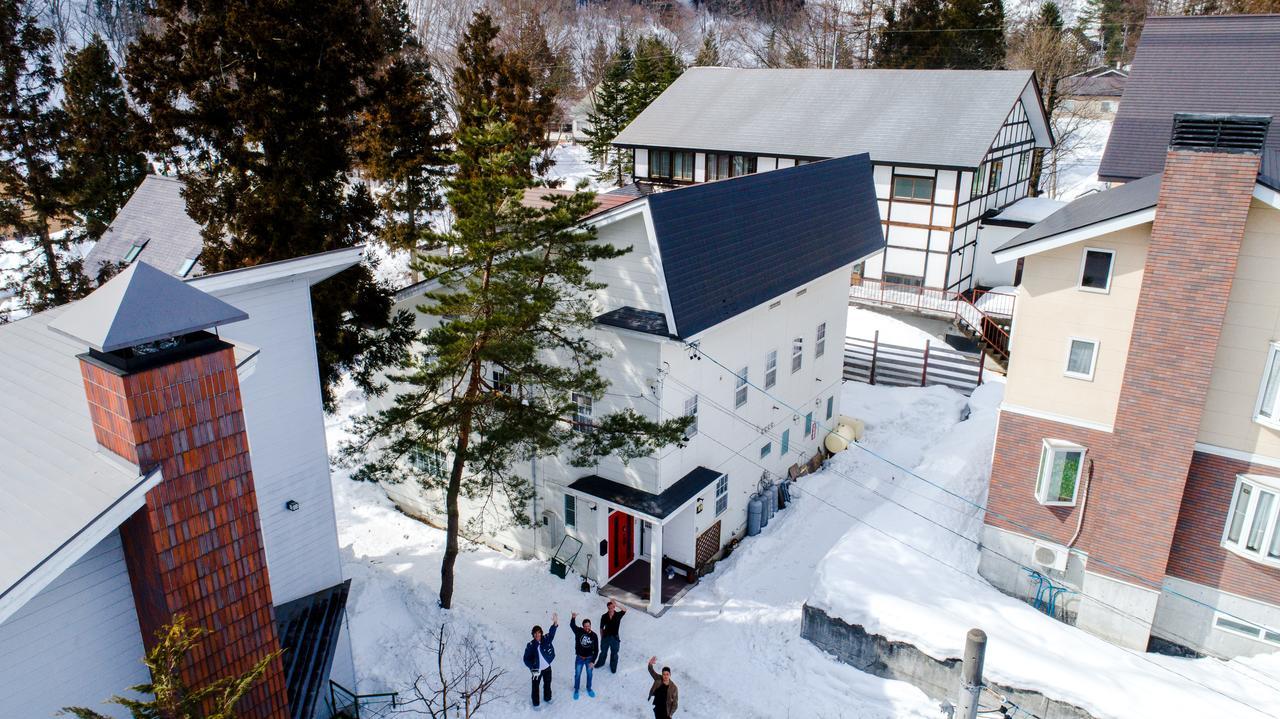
[523,613,559,708]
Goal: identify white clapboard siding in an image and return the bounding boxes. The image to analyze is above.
[0,530,149,719]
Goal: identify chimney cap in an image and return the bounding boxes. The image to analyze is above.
[48,261,248,352]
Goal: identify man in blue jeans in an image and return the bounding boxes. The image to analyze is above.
[595,600,626,673]
[569,612,599,700]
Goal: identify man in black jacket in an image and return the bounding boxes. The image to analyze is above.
[594,599,627,673]
[522,613,558,708]
[569,612,599,700]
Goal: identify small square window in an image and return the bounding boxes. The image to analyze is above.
[1035,440,1085,506]
[684,394,699,437]
[735,368,748,409]
[892,176,935,201]
[1064,338,1098,380]
[1079,248,1114,292]
[760,442,772,458]
[564,494,577,528]
[1254,342,1280,429]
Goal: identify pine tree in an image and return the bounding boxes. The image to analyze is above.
[694,30,722,66]
[452,11,558,181]
[0,0,92,315]
[62,615,279,719]
[59,35,148,244]
[583,33,633,187]
[875,0,946,69]
[784,41,810,68]
[341,103,690,610]
[124,0,415,409]
[941,0,1006,69]
[627,36,683,119]
[357,0,449,252]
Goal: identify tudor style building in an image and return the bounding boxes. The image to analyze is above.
[609,67,1053,292]
[980,113,1280,658]
[377,155,883,613]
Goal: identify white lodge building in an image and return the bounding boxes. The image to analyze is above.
[610,67,1053,291]
[381,156,884,613]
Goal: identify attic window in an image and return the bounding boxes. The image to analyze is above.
[1170,113,1271,154]
[123,240,148,263]
[178,257,198,277]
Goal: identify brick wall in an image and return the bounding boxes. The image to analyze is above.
[80,346,289,719]
[987,149,1261,590]
[1167,451,1280,603]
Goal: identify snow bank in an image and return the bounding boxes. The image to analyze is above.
[809,383,1280,719]
[847,305,958,350]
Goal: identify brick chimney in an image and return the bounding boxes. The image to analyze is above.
[49,263,289,718]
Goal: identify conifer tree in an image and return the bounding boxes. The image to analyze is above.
[124,0,415,409]
[340,104,690,610]
[941,0,1006,69]
[693,31,722,66]
[627,36,683,119]
[357,0,449,252]
[875,0,946,68]
[59,35,148,243]
[0,0,92,315]
[583,33,633,187]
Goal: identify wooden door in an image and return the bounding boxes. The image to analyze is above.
[607,510,634,576]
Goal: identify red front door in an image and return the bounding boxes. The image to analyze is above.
[607,510,635,576]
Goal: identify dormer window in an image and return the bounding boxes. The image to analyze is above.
[123,240,148,263]
[178,257,198,277]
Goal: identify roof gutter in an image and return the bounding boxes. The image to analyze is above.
[993,207,1157,264]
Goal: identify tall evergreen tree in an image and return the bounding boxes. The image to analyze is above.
[59,35,148,244]
[452,12,558,181]
[125,0,414,409]
[694,30,722,66]
[340,104,690,610]
[940,0,1006,69]
[583,33,633,187]
[357,0,449,252]
[0,0,91,315]
[627,36,683,119]
[874,0,946,68]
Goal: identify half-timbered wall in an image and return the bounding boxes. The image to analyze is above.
[624,97,1039,292]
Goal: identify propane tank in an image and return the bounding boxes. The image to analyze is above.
[779,479,791,507]
[760,486,771,527]
[747,494,763,536]
[765,482,778,520]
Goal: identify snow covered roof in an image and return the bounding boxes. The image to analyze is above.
[992,174,1161,262]
[983,197,1068,228]
[612,67,1051,168]
[84,175,205,279]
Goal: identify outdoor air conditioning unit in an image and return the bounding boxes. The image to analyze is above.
[1032,540,1070,572]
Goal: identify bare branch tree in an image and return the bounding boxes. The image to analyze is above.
[396,624,507,719]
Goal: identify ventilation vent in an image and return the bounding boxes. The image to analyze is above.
[1170,113,1271,154]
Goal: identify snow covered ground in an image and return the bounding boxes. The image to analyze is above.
[1051,117,1113,201]
[546,143,611,192]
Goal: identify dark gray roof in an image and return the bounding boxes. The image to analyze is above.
[48,261,248,352]
[995,173,1161,255]
[276,579,351,719]
[648,153,882,338]
[612,67,1047,168]
[1059,74,1126,98]
[84,175,205,279]
[1099,15,1280,183]
[596,306,671,337]
[1262,148,1280,191]
[569,467,722,521]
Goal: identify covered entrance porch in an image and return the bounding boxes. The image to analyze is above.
[567,467,723,615]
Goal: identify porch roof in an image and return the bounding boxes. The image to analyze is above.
[568,466,721,522]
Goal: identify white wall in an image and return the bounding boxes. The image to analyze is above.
[974,224,1022,287]
[0,530,150,719]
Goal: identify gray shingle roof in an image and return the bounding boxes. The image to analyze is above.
[611,67,1045,168]
[1099,15,1280,183]
[647,153,882,338]
[49,261,247,352]
[994,173,1162,256]
[84,175,205,279]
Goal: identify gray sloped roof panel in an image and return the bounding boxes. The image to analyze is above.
[1099,15,1280,182]
[48,261,248,351]
[995,173,1162,254]
[84,175,206,279]
[612,67,1040,167]
[647,153,883,338]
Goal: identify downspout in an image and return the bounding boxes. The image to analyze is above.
[1067,459,1094,548]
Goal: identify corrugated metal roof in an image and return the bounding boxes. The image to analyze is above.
[48,261,248,352]
[647,153,882,338]
[84,175,205,279]
[995,173,1162,254]
[611,67,1043,167]
[1099,15,1280,182]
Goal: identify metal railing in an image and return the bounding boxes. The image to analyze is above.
[849,278,1015,361]
[330,681,398,719]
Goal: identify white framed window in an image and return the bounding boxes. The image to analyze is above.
[765,350,777,389]
[1035,439,1086,506]
[1222,474,1280,567]
[123,241,147,263]
[409,447,447,480]
[734,368,748,409]
[1254,342,1280,430]
[684,394,699,437]
[792,337,803,373]
[1078,248,1115,293]
[564,493,577,528]
[178,257,198,277]
[815,323,826,359]
[1212,612,1280,647]
[492,368,513,396]
[715,475,729,515]
[1064,338,1099,381]
[572,393,593,433]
